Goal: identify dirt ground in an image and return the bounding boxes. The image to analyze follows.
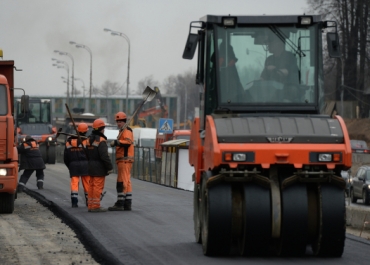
[0,192,99,265]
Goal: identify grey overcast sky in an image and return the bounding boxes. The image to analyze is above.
[1,0,308,97]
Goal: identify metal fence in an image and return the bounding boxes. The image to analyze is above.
[56,144,188,189]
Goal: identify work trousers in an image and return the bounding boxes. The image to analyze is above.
[88,176,105,210]
[117,161,133,202]
[71,175,90,206]
[19,169,44,187]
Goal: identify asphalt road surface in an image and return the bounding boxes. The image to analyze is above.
[3,163,370,265]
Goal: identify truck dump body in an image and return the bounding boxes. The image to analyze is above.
[184,15,350,257]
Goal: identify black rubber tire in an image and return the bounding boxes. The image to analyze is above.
[193,178,202,243]
[0,193,15,214]
[240,183,271,256]
[47,145,56,164]
[350,188,357,203]
[39,144,48,164]
[201,181,232,256]
[278,183,308,256]
[363,190,369,205]
[316,184,345,257]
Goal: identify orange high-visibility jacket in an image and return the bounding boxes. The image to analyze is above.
[115,127,134,162]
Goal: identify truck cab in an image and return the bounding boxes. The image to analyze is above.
[15,98,57,164]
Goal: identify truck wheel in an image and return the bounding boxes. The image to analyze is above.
[47,145,56,164]
[0,193,15,214]
[39,144,48,163]
[350,188,357,203]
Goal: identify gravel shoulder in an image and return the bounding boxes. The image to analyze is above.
[0,191,99,265]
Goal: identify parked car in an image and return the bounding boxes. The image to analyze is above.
[350,139,370,154]
[350,165,370,205]
[341,170,352,197]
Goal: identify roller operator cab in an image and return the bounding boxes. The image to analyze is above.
[15,98,57,164]
[183,15,351,257]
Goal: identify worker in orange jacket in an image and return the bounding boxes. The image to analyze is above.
[108,111,134,211]
[64,123,90,208]
[86,119,113,212]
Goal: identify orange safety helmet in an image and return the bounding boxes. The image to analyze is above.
[77,123,88,133]
[92,119,106,130]
[115,111,127,121]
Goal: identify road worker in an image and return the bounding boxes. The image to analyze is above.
[86,119,113,212]
[17,135,46,192]
[108,111,134,211]
[64,123,90,208]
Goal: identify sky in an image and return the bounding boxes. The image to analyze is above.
[1,0,309,97]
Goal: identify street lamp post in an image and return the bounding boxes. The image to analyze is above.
[69,41,92,100]
[176,82,188,129]
[74,78,86,97]
[54,50,75,106]
[104,28,130,112]
[52,58,70,105]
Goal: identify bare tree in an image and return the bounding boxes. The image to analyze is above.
[308,0,370,116]
[137,75,159,94]
[98,80,121,97]
[169,69,200,125]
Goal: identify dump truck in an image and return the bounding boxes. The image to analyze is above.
[0,51,27,213]
[15,98,57,164]
[183,15,351,257]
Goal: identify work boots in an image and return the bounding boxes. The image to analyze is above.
[37,182,43,190]
[17,184,24,193]
[124,199,132,211]
[108,201,125,211]
[71,197,78,208]
[88,207,107,212]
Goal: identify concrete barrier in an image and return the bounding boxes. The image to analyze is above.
[346,205,370,230]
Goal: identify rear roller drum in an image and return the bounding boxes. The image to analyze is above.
[240,183,271,256]
[193,178,202,243]
[201,181,232,256]
[278,183,308,256]
[313,184,345,257]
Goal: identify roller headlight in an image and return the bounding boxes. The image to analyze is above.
[233,153,246,161]
[0,169,7,176]
[318,154,332,162]
[48,136,53,141]
[223,152,254,162]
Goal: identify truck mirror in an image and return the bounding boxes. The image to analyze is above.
[182,33,199,60]
[327,32,341,58]
[21,95,29,113]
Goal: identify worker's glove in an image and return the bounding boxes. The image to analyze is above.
[107,169,114,174]
[110,140,118,147]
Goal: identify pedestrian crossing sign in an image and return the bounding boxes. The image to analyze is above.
[158,118,173,134]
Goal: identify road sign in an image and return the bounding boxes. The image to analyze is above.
[158,118,173,134]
